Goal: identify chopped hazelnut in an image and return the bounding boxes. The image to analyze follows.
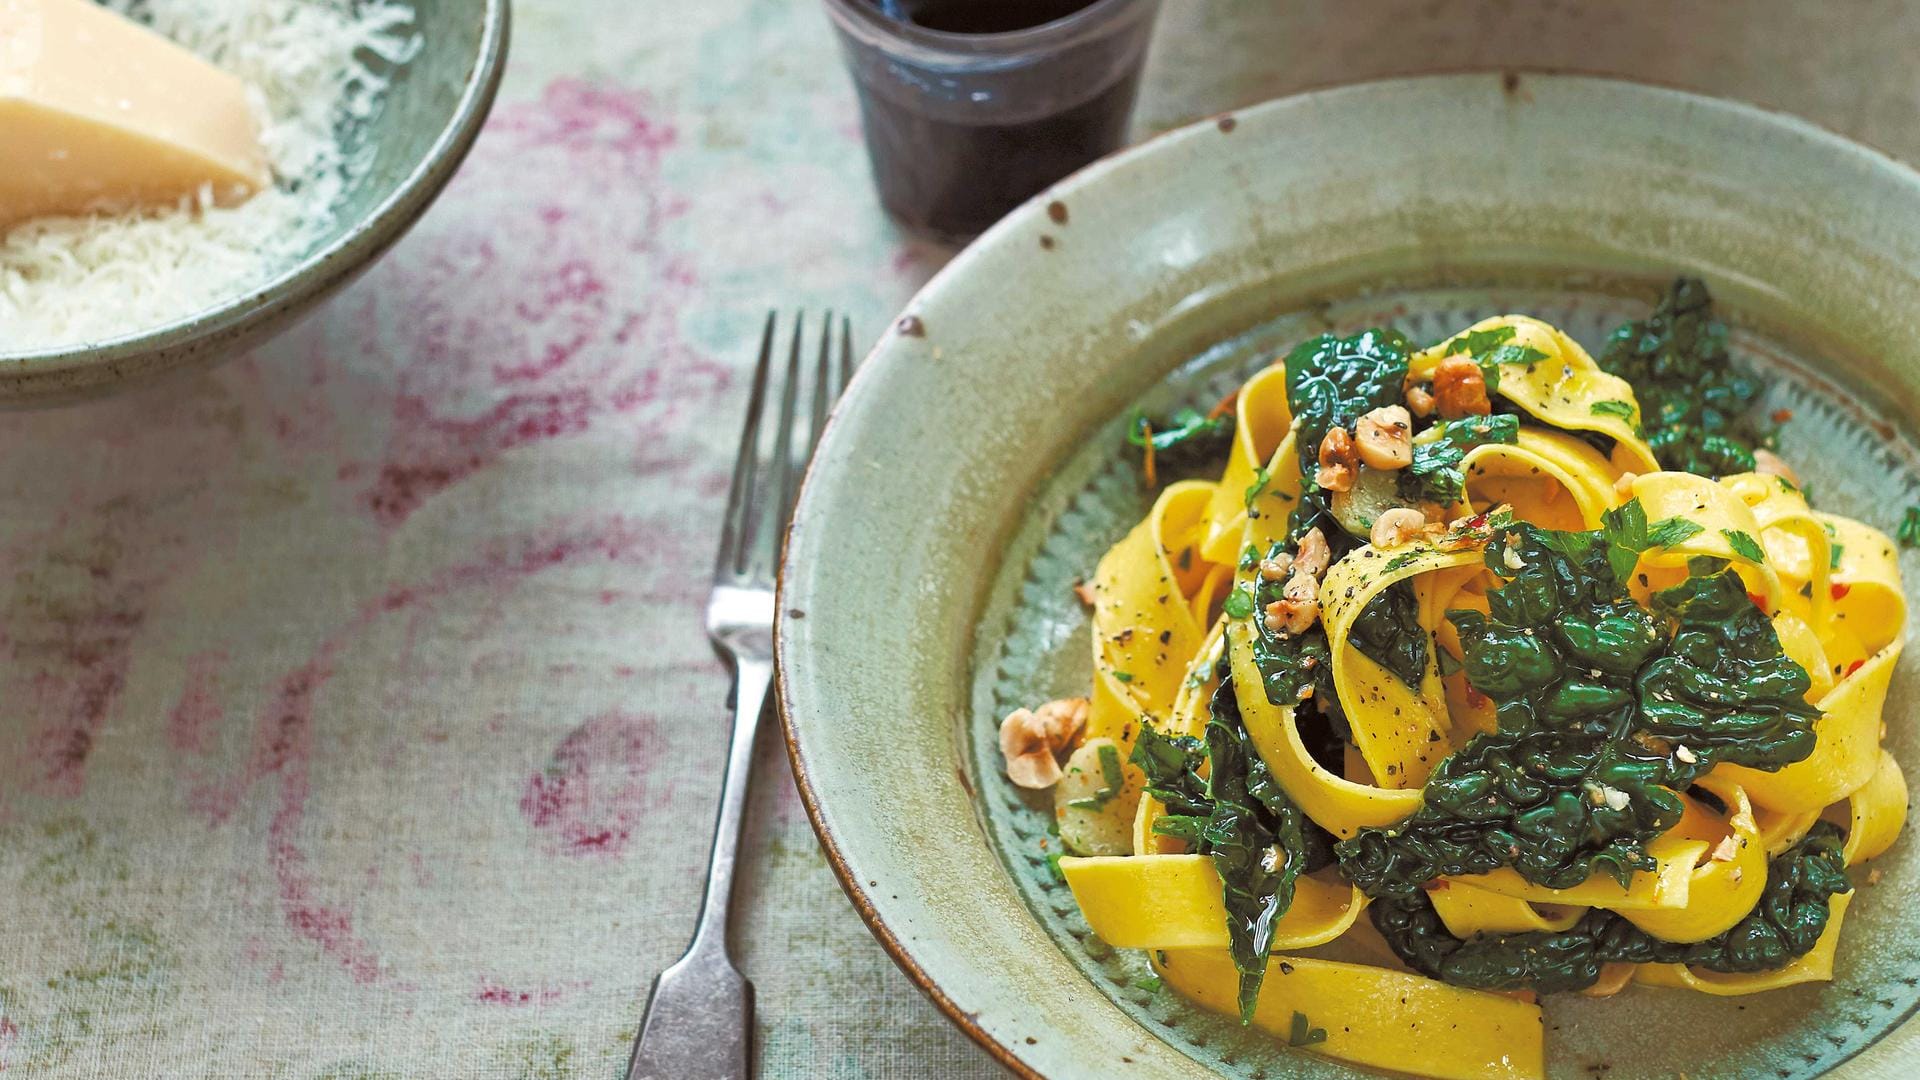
[1263,570,1320,635]
[998,698,1089,789]
[1259,553,1293,581]
[1294,528,1331,578]
[1405,383,1436,418]
[1073,581,1097,607]
[1709,835,1740,862]
[1613,471,1638,498]
[1316,427,1358,492]
[1433,356,1491,417]
[1370,507,1426,549]
[1752,448,1801,487]
[1355,405,1414,470]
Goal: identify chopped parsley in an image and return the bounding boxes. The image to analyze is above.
[1722,528,1766,563]
[1126,407,1236,473]
[1644,516,1705,549]
[1398,413,1521,507]
[1287,1011,1329,1047]
[1900,506,1920,549]
[1244,466,1272,511]
[1133,975,1164,993]
[1067,743,1127,810]
[1222,586,1256,620]
[1590,399,1637,421]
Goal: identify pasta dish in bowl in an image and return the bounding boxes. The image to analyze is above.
[1001,280,1904,1079]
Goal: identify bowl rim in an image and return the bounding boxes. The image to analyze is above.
[776,70,1920,1080]
[0,0,513,370]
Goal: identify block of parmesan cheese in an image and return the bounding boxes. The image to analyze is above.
[0,0,269,228]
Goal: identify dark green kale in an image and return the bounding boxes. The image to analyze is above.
[1285,328,1411,486]
[1347,580,1429,689]
[1126,406,1237,474]
[1280,328,1416,556]
[1598,278,1774,478]
[1634,561,1818,771]
[1397,413,1521,507]
[1369,883,1605,994]
[1130,664,1334,1022]
[1335,507,1818,900]
[1369,822,1853,994]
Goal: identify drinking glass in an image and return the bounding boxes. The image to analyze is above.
[824,0,1163,243]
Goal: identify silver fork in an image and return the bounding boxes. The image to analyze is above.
[626,311,855,1080]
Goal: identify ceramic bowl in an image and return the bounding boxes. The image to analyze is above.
[0,0,510,407]
[778,74,1920,1079]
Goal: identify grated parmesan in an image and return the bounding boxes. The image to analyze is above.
[0,0,421,353]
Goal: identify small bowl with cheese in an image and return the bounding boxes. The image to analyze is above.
[0,0,510,405]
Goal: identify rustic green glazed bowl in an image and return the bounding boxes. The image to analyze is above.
[0,0,510,407]
[778,75,1920,1079]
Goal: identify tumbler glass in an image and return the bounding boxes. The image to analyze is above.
[824,0,1162,244]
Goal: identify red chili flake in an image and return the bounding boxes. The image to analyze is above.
[1747,591,1769,612]
[1465,686,1492,709]
[1845,659,1866,678]
[1831,582,1851,601]
[1422,878,1451,891]
[1207,389,1239,420]
[1771,408,1795,423]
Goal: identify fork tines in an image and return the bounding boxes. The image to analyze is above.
[714,310,856,587]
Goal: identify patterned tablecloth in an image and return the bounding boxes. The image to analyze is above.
[5,3,1920,1077]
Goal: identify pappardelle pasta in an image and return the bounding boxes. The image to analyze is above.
[997,281,1908,1080]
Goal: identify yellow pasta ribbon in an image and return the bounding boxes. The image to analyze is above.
[1634,892,1854,996]
[1461,427,1624,531]
[1060,856,1362,950]
[1318,541,1490,786]
[1131,619,1225,855]
[1155,949,1546,1080]
[1719,642,1900,814]
[1842,751,1907,867]
[1429,881,1583,937]
[1088,480,1216,752]
[1199,364,1293,564]
[1628,471,1784,609]
[1618,778,1766,943]
[1409,314,1659,473]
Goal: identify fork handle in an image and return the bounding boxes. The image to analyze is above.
[627,655,770,1080]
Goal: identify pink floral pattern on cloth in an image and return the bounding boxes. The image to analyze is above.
[0,6,976,1072]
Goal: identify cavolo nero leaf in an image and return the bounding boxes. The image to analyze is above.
[1598,278,1775,478]
[1635,561,1818,769]
[1285,329,1412,482]
[1335,509,1819,900]
[1347,580,1429,690]
[1130,662,1334,1023]
[1369,822,1853,994]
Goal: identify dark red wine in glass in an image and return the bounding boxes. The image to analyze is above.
[828,0,1161,243]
